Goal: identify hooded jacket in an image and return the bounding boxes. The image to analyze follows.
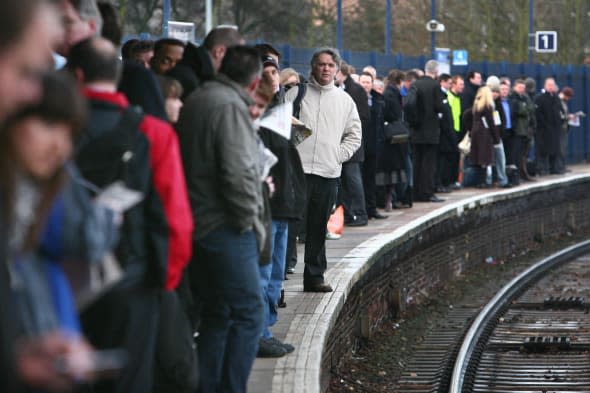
[285,76,362,178]
[167,43,215,101]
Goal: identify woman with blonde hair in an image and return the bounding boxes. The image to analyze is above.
[279,67,300,90]
[463,86,501,187]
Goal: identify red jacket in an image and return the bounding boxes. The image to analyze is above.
[84,89,194,290]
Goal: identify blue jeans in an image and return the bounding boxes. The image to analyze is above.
[194,227,264,393]
[494,143,508,186]
[259,220,288,338]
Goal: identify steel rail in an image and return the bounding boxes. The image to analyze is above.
[449,239,590,393]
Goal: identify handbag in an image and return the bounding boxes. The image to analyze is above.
[383,119,410,144]
[458,133,471,155]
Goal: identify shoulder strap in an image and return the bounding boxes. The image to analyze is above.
[117,105,144,183]
[292,82,307,119]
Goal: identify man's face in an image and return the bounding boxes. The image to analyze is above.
[513,83,525,96]
[262,65,280,93]
[134,50,154,69]
[500,84,510,99]
[312,53,337,86]
[249,92,268,120]
[359,75,373,94]
[151,44,184,74]
[440,79,451,91]
[335,70,345,86]
[471,72,482,86]
[452,78,464,94]
[56,1,95,56]
[0,5,60,122]
[545,79,557,93]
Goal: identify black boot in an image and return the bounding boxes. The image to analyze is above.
[403,186,413,208]
[278,289,286,308]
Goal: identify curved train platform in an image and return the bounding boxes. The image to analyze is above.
[248,164,590,393]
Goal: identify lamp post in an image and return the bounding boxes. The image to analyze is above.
[528,0,534,65]
[385,0,392,55]
[431,0,436,59]
[163,0,170,37]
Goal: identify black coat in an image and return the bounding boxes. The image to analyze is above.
[410,76,444,145]
[119,61,168,121]
[259,127,307,220]
[343,76,370,163]
[439,91,457,153]
[378,85,407,173]
[534,91,562,156]
[460,80,479,114]
[167,43,215,101]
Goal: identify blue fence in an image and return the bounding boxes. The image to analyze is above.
[279,44,590,164]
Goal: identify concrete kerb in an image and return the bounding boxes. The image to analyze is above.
[272,173,590,393]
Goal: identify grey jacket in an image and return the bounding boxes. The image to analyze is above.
[177,74,265,244]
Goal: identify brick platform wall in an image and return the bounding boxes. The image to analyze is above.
[322,181,590,390]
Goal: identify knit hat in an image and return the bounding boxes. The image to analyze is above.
[261,55,279,70]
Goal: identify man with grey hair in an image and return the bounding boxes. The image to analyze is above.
[55,0,103,57]
[409,59,445,202]
[285,47,361,292]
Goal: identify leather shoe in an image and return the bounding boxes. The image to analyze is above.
[345,218,368,227]
[303,283,333,292]
[368,212,387,219]
[429,195,445,203]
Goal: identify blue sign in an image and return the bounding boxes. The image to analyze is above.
[453,49,468,66]
[535,31,557,53]
[434,48,450,64]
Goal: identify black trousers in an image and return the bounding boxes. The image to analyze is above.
[503,133,521,167]
[362,153,378,215]
[437,151,456,187]
[341,161,367,222]
[303,174,338,286]
[286,218,301,270]
[81,284,160,393]
[412,143,438,200]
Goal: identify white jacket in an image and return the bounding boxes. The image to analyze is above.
[285,77,361,179]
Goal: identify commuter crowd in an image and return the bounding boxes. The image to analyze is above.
[0,1,580,393]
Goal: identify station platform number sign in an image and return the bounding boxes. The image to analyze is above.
[535,31,557,53]
[453,49,468,66]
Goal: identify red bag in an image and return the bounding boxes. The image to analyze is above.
[326,205,344,235]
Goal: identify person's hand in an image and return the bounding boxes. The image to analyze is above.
[265,176,276,197]
[16,333,94,392]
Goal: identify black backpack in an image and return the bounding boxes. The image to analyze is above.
[75,104,145,190]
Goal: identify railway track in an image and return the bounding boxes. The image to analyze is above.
[396,240,590,393]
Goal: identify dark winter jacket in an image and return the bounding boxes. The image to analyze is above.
[460,80,480,114]
[343,76,370,163]
[410,76,444,144]
[439,91,457,153]
[379,85,407,172]
[509,92,534,137]
[535,91,562,156]
[167,43,215,101]
[259,127,307,220]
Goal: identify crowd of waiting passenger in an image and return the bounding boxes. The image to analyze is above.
[0,0,580,392]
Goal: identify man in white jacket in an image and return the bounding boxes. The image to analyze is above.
[285,47,361,292]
